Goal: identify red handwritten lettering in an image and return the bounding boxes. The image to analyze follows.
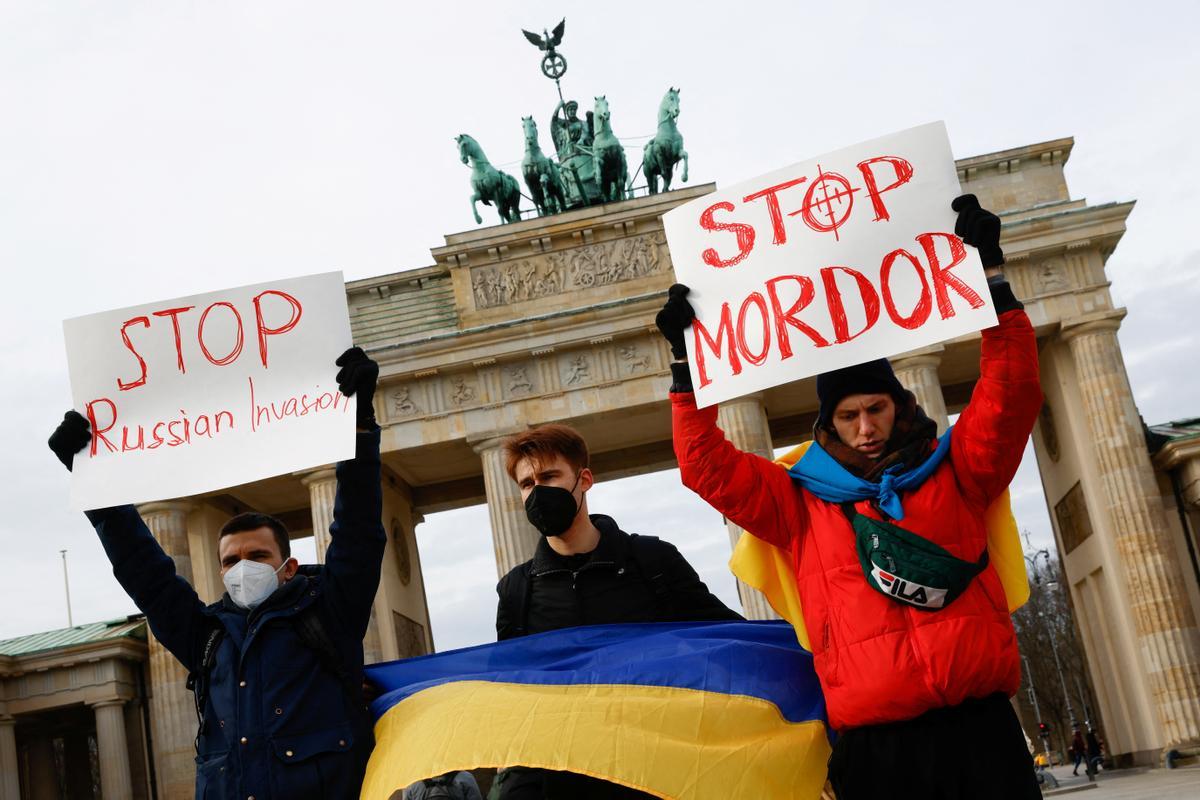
[821,266,880,344]
[735,292,771,366]
[198,302,245,366]
[151,306,195,374]
[692,303,742,388]
[252,291,303,368]
[699,202,756,268]
[880,249,933,330]
[917,232,984,318]
[765,275,831,358]
[796,167,857,241]
[743,177,807,245]
[857,156,914,222]
[117,317,151,391]
[85,398,118,456]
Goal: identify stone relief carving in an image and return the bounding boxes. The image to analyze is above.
[1035,257,1070,293]
[449,375,478,406]
[507,365,535,396]
[470,232,665,309]
[472,258,564,309]
[619,344,651,373]
[563,355,591,386]
[383,340,664,423]
[392,386,418,417]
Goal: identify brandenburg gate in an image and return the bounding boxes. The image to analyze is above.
[7,136,1198,798]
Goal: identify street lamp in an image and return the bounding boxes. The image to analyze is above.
[1039,604,1077,726]
[1022,655,1050,764]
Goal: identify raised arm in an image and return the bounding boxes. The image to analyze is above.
[319,348,387,641]
[50,411,207,670]
[949,196,1043,507]
[672,389,806,550]
[657,287,808,549]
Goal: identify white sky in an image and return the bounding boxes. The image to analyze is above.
[1,2,1197,651]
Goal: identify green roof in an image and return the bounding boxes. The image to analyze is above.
[0,616,146,658]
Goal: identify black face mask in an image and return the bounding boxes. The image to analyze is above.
[524,472,582,537]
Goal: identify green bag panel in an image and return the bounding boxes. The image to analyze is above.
[844,503,988,611]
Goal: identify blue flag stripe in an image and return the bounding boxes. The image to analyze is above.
[366,620,825,725]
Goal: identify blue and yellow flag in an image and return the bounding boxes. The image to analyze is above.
[361,620,830,799]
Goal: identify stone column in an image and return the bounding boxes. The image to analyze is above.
[717,393,780,620]
[301,467,338,562]
[91,700,134,800]
[472,435,540,577]
[137,501,198,800]
[0,715,19,800]
[1063,317,1200,750]
[892,348,949,432]
[302,466,387,662]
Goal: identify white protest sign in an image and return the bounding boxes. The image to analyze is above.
[662,121,997,408]
[64,271,356,510]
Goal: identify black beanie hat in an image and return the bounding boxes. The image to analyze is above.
[816,358,906,425]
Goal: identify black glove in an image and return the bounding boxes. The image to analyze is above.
[335,347,379,429]
[952,194,1004,268]
[655,284,696,360]
[48,410,91,471]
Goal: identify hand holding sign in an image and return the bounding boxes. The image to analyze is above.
[48,411,91,471]
[952,194,1004,269]
[334,347,380,429]
[661,122,999,407]
[654,284,696,360]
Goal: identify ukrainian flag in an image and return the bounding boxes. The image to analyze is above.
[361,621,830,799]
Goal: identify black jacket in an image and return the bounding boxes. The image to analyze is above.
[85,430,386,800]
[494,515,741,799]
[496,515,741,639]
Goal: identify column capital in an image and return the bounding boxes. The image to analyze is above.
[718,391,766,408]
[0,714,14,726]
[1060,309,1127,342]
[467,427,527,455]
[137,500,195,517]
[88,698,127,710]
[891,351,944,372]
[297,466,337,486]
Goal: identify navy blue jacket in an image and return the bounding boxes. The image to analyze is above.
[86,429,386,800]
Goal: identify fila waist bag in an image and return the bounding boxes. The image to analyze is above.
[841,503,988,611]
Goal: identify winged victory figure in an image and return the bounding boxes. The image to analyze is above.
[522,19,566,53]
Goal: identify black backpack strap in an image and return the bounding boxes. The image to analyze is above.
[500,563,534,638]
[626,534,671,600]
[186,622,226,751]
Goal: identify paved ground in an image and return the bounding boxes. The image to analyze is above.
[1041,763,1200,798]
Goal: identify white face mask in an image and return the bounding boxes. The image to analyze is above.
[223,559,287,610]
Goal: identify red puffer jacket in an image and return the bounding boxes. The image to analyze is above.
[672,309,1041,731]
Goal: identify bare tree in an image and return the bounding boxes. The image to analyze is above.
[1012,538,1103,762]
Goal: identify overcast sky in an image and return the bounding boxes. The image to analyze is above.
[1,2,1197,651]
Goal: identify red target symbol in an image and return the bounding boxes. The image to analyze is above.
[792,165,858,241]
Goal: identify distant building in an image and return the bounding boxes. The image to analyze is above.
[0,616,152,799]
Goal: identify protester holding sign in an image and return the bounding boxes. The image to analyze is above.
[657,196,1043,798]
[47,347,384,800]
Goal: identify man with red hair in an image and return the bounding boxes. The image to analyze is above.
[493,422,740,799]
